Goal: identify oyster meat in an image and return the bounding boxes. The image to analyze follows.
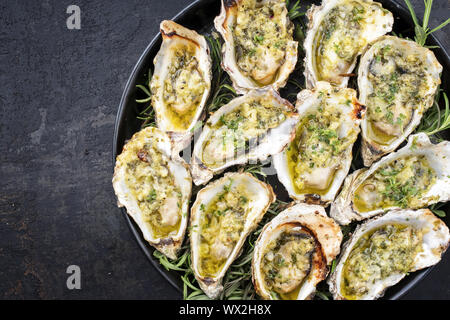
[274,82,365,205]
[331,133,450,225]
[359,36,443,166]
[252,203,342,300]
[304,0,393,88]
[190,172,275,299]
[328,208,450,300]
[113,127,192,259]
[150,20,211,148]
[214,0,298,93]
[191,89,299,185]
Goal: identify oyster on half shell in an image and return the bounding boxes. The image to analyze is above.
[214,0,298,94]
[274,82,365,205]
[150,20,211,148]
[252,203,342,300]
[190,172,275,299]
[359,36,443,166]
[191,89,299,185]
[331,133,450,225]
[304,0,393,88]
[328,208,450,300]
[112,127,192,260]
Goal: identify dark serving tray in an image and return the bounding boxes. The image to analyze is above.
[112,0,450,300]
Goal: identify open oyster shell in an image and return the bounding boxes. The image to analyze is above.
[112,127,192,260]
[273,82,365,205]
[304,0,393,88]
[359,36,443,166]
[328,208,450,300]
[214,0,298,94]
[190,172,275,299]
[252,203,342,300]
[331,133,450,225]
[150,20,211,149]
[191,89,299,185]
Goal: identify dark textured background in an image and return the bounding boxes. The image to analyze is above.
[0,0,449,300]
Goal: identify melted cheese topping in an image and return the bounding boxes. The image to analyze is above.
[261,227,315,300]
[365,44,431,144]
[353,155,436,212]
[342,224,423,300]
[233,0,292,85]
[286,91,358,195]
[313,1,391,85]
[198,180,253,277]
[122,137,182,239]
[201,96,288,168]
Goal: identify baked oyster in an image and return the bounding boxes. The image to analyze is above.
[190,172,275,299]
[273,82,365,205]
[191,89,299,185]
[214,0,298,93]
[150,20,211,148]
[328,208,450,300]
[252,203,342,300]
[112,127,192,259]
[304,0,393,88]
[331,133,450,225]
[359,36,443,166]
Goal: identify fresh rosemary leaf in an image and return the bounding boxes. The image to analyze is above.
[432,209,446,217]
[416,90,450,139]
[136,84,151,97]
[287,0,305,21]
[403,0,450,47]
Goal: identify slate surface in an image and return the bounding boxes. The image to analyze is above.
[0,0,448,299]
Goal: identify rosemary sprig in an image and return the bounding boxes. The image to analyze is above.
[430,202,447,218]
[135,69,156,128]
[315,290,331,300]
[205,34,237,114]
[403,0,450,47]
[242,161,269,180]
[416,89,450,139]
[286,0,306,21]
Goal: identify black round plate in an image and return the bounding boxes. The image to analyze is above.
[113,0,450,300]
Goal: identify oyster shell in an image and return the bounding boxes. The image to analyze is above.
[214,0,298,94]
[191,89,299,185]
[112,127,192,260]
[150,20,211,148]
[252,203,342,300]
[304,0,393,88]
[331,133,450,225]
[359,36,443,166]
[328,208,450,300]
[190,172,275,299]
[273,82,365,205]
